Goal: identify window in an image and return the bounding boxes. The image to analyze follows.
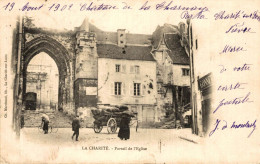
[135,66,140,74]
[115,64,120,72]
[134,83,141,96]
[182,68,190,76]
[114,82,121,95]
[130,65,140,74]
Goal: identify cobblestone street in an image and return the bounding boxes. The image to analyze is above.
[19,128,204,163]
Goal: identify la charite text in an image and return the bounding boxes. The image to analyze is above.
[82,146,147,151]
[82,146,109,150]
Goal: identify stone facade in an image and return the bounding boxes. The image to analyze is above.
[26,63,59,110]
[98,58,157,125]
[184,20,213,136]
[151,24,191,123]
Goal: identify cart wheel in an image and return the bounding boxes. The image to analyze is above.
[94,123,103,133]
[107,118,117,133]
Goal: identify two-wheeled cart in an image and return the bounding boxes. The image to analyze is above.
[91,106,137,134]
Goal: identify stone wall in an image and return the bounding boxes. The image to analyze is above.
[77,107,95,128]
[74,79,98,109]
[23,29,76,115]
[22,110,72,128]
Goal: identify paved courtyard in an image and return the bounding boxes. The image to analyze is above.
[19,127,204,163]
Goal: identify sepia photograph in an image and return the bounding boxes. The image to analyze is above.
[0,0,260,163]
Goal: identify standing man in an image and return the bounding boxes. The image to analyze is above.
[72,115,80,141]
[41,113,50,134]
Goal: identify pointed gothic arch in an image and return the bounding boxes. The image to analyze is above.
[22,35,72,109]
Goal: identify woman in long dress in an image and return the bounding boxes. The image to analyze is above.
[118,113,130,140]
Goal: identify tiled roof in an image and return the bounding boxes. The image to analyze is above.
[94,31,151,45]
[88,23,151,45]
[151,24,179,49]
[97,44,155,61]
[126,33,151,45]
[164,33,189,65]
[95,31,117,43]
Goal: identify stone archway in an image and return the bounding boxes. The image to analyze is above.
[22,35,72,111]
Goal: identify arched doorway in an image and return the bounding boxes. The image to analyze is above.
[25,53,59,110]
[22,36,72,111]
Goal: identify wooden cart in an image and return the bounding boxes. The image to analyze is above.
[91,106,137,134]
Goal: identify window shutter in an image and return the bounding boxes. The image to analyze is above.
[110,82,114,95]
[122,65,126,73]
[137,66,140,74]
[129,82,133,96]
[130,66,134,73]
[142,84,146,96]
[122,82,126,95]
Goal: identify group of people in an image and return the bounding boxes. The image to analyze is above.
[40,113,80,141]
[40,112,131,141]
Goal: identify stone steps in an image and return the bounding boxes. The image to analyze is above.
[23,110,73,128]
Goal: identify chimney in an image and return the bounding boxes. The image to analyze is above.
[117,29,126,47]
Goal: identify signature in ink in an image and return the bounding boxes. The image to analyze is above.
[209,119,227,137]
[231,120,257,137]
[209,119,257,138]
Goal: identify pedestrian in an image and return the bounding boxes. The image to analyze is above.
[41,113,50,134]
[21,107,25,129]
[72,115,80,141]
[21,113,25,129]
[118,112,131,140]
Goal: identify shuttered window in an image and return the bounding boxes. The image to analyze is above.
[115,82,122,95]
[134,83,141,96]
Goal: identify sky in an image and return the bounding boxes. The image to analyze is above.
[27,52,58,73]
[29,8,185,34]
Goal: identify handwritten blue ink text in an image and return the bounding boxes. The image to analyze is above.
[214,92,253,113]
[220,44,246,54]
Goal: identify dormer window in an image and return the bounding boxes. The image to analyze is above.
[182,68,190,76]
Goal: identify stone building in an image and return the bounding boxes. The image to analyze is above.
[75,19,158,126]
[181,20,213,136]
[151,24,191,121]
[97,43,157,126]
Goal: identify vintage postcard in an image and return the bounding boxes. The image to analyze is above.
[0,0,260,163]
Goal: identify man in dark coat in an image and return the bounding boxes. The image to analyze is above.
[118,113,131,140]
[72,115,80,141]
